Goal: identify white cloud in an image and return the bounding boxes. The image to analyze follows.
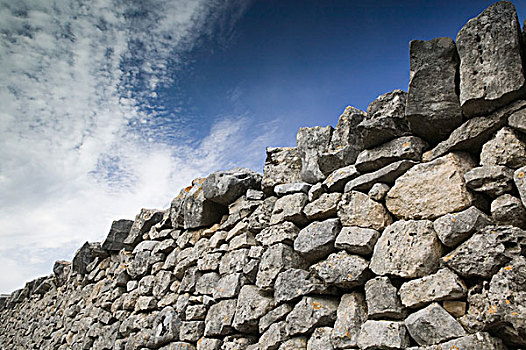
[0,0,283,293]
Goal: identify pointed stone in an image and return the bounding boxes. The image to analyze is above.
[262,147,302,194]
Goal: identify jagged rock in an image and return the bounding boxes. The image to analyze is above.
[457,1,526,116]
[307,327,333,350]
[204,299,237,336]
[399,268,467,308]
[464,165,515,197]
[197,338,222,350]
[248,197,277,233]
[213,273,243,299]
[322,165,359,192]
[357,90,411,148]
[405,303,466,346]
[331,292,367,348]
[365,277,404,319]
[259,303,293,333]
[102,219,134,251]
[150,306,181,347]
[258,321,287,350]
[481,127,526,169]
[424,101,526,161]
[232,285,274,333]
[407,332,506,350]
[183,178,227,229]
[279,337,308,350]
[255,222,300,246]
[72,242,105,275]
[135,296,157,311]
[386,152,475,220]
[179,321,205,342]
[355,136,427,173]
[229,231,256,250]
[344,160,417,192]
[285,296,339,336]
[53,260,71,287]
[337,191,393,230]
[317,106,365,175]
[274,182,311,196]
[357,320,410,350]
[202,168,262,206]
[433,206,492,247]
[186,304,207,320]
[297,126,333,183]
[126,208,165,245]
[294,219,341,262]
[334,226,380,255]
[491,194,526,228]
[368,183,390,201]
[406,37,463,142]
[515,166,526,207]
[308,182,326,202]
[310,251,370,289]
[256,243,307,289]
[303,193,341,221]
[219,249,250,275]
[195,272,220,295]
[270,193,308,226]
[274,269,323,303]
[262,147,302,194]
[370,220,443,278]
[443,225,526,278]
[509,107,526,132]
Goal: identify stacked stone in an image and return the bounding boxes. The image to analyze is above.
[1,1,526,350]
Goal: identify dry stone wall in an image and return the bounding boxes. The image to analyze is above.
[2,1,526,349]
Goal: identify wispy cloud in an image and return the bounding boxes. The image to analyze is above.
[0,0,283,293]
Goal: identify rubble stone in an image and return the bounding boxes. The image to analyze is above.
[331,292,367,348]
[334,226,380,255]
[491,194,526,228]
[262,147,302,194]
[310,251,370,289]
[202,167,262,206]
[294,219,341,262]
[337,191,393,230]
[285,296,339,336]
[303,193,341,221]
[481,127,526,169]
[464,165,515,197]
[365,277,404,319]
[433,206,492,247]
[357,320,410,350]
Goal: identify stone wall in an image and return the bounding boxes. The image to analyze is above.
[2,1,526,349]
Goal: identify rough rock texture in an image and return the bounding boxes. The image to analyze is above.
[203,168,262,206]
[285,296,339,336]
[344,160,417,192]
[294,219,341,262]
[464,165,515,197]
[491,194,526,228]
[331,293,367,349]
[262,147,302,194]
[337,191,393,231]
[365,277,404,319]
[456,1,526,116]
[101,219,134,251]
[357,320,410,350]
[481,127,526,169]
[433,206,492,247]
[297,126,333,184]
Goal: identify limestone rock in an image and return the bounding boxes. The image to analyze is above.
[202,168,262,206]
[179,321,205,342]
[308,182,326,202]
[102,219,134,251]
[285,296,339,336]
[370,220,443,278]
[334,226,380,255]
[515,166,526,207]
[365,277,404,319]
[456,1,526,116]
[270,193,308,226]
[204,299,237,337]
[481,127,526,169]
[197,338,222,350]
[126,208,165,245]
[248,197,277,233]
[53,260,71,287]
[72,242,105,275]
[255,222,300,246]
[262,147,302,194]
[509,107,526,133]
[303,193,341,221]
[357,320,410,350]
[279,337,308,350]
[406,37,463,142]
[259,303,293,333]
[322,165,359,192]
[331,293,367,349]
[443,225,526,279]
[491,194,526,228]
[256,243,307,290]
[213,273,244,300]
[433,206,492,247]
[355,136,427,173]
[337,191,393,231]
[258,321,287,350]
[274,268,327,304]
[407,332,506,350]
[368,183,390,201]
[274,182,311,196]
[159,342,196,350]
[464,165,515,197]
[310,251,370,289]
[344,160,417,192]
[358,90,411,148]
[386,152,476,220]
[183,178,227,229]
[399,268,467,308]
[405,303,466,346]
[232,285,274,333]
[294,219,341,262]
[307,327,334,350]
[219,249,250,275]
[297,126,333,184]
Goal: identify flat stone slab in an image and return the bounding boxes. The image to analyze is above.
[464,165,515,197]
[344,160,417,192]
[407,332,507,350]
[274,182,311,196]
[322,165,360,192]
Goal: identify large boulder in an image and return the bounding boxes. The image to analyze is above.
[406,37,463,142]
[202,168,262,206]
[456,1,526,116]
[262,147,302,194]
[386,152,476,220]
[297,126,333,184]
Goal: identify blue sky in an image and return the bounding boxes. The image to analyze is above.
[1,0,525,293]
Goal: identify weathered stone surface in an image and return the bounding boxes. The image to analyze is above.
[294,219,341,262]
[322,165,359,192]
[308,182,326,202]
[357,320,410,350]
[357,90,411,148]
[443,301,466,318]
[370,220,443,278]
[491,194,526,228]
[424,101,526,161]
[509,107,526,132]
[53,260,71,287]
[331,293,367,348]
[256,243,307,289]
[405,303,466,346]
[126,208,165,245]
[464,165,515,197]
[365,277,404,319]
[279,337,308,350]
[102,219,134,251]
[159,342,196,350]
[344,160,417,192]
[297,126,333,184]
[515,165,526,207]
[386,152,476,220]
[481,127,526,169]
[262,147,302,194]
[270,193,308,226]
[197,338,222,350]
[337,191,393,231]
[334,226,380,255]
[195,272,220,295]
[368,183,390,201]
[433,206,492,247]
[202,167,262,206]
[443,225,526,278]
[274,269,325,304]
[457,1,526,117]
[219,248,250,275]
[307,327,333,350]
[72,242,104,275]
[232,285,274,333]
[204,299,237,336]
[258,321,287,350]
[408,332,506,350]
[183,178,227,229]
[274,182,311,196]
[213,273,243,300]
[406,37,463,142]
[399,268,467,308]
[179,321,205,342]
[355,136,427,173]
[310,251,370,289]
[259,303,293,333]
[248,197,277,233]
[255,222,300,246]
[303,193,341,221]
[285,296,339,336]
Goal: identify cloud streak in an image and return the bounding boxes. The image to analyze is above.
[0,0,282,293]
